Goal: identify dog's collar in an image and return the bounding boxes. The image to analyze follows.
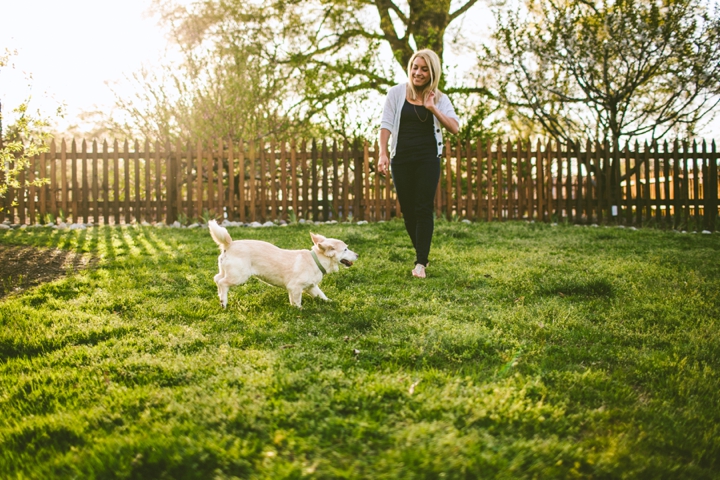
[311,250,327,275]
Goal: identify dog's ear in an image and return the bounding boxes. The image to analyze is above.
[320,243,336,257]
[310,232,326,245]
[311,233,337,257]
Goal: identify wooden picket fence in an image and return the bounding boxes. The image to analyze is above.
[2,137,719,231]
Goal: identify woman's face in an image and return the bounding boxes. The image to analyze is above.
[410,57,431,88]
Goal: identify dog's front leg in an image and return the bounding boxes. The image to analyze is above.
[307,285,329,302]
[288,288,303,308]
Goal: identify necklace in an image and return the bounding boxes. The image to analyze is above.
[413,103,429,123]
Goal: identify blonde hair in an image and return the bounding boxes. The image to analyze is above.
[406,49,442,104]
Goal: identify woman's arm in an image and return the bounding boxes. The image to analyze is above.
[377,128,391,175]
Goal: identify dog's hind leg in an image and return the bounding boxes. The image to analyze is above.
[214,257,251,308]
[215,273,252,308]
[214,255,230,308]
[215,276,231,308]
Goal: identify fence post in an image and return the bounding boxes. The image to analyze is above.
[321,140,329,221]
[218,138,225,220]
[38,146,46,223]
[266,140,274,221]
[671,140,681,229]
[108,139,120,225]
[474,140,483,221]
[707,140,718,231]
[301,140,309,220]
[280,141,288,221]
[102,140,110,224]
[50,139,58,220]
[238,140,246,223]
[694,141,702,226]
[209,140,217,220]
[362,141,370,221]
[311,140,319,221]
[352,140,362,221]
[342,140,350,221]
[372,140,381,221]
[165,140,174,224]
[290,140,298,221]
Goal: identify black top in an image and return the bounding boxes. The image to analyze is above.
[392,99,438,164]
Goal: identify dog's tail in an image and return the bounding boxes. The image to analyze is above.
[208,220,233,251]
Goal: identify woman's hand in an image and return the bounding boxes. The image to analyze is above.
[377,153,390,176]
[424,90,436,112]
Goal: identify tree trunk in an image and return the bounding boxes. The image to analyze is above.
[406,0,452,64]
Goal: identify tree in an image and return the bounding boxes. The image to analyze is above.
[110,41,298,145]
[481,0,720,144]
[0,50,53,213]
[114,0,497,143]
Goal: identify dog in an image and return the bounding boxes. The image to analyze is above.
[208,220,358,308]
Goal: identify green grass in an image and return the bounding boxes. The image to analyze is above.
[1,220,719,479]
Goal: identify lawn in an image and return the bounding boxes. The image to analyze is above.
[1,220,719,479]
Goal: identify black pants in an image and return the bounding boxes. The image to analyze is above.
[391,159,441,267]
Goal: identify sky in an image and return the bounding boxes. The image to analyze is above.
[1,0,170,132]
[2,1,717,139]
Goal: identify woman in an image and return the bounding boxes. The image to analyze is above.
[377,49,460,278]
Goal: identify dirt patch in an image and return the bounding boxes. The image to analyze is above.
[0,245,92,298]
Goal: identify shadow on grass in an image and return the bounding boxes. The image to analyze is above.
[537,278,615,298]
[0,245,93,299]
[0,323,136,360]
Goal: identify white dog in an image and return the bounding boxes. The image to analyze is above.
[208,220,358,308]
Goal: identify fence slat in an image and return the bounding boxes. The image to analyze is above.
[281,141,288,221]
[508,140,515,220]
[258,144,268,222]
[475,141,482,220]
[38,148,46,222]
[26,155,35,224]
[342,141,350,221]
[50,140,57,219]
[362,142,370,221]
[164,141,173,224]
[217,138,225,220]
[238,141,246,222]
[144,140,151,222]
[80,140,88,223]
[227,140,235,221]
[322,140,330,221]
[110,140,118,224]
[290,140,298,220]
[302,141,309,220]
[120,140,128,224]
[707,141,718,231]
[91,140,98,223]
[694,142,702,223]
[331,141,339,221]
[459,141,464,219]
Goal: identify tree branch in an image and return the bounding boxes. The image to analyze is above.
[450,0,481,22]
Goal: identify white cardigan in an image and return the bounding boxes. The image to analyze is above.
[380,82,460,158]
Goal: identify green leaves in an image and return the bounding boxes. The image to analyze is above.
[0,50,56,207]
